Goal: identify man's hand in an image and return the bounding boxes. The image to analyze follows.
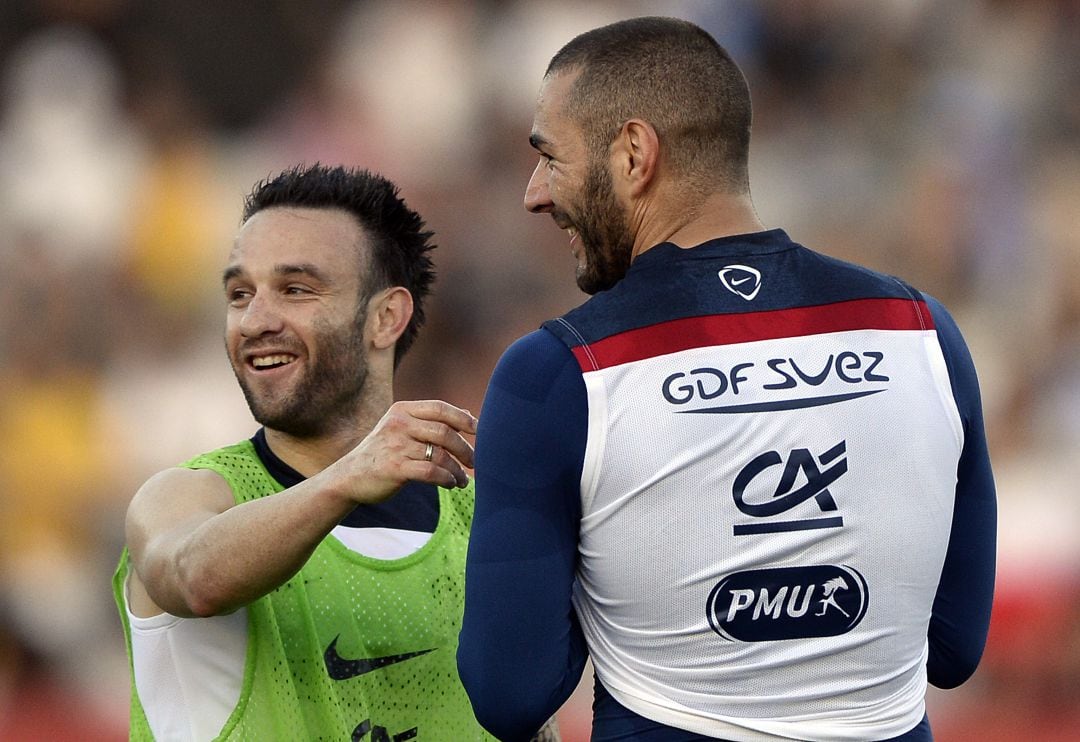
[334,400,477,502]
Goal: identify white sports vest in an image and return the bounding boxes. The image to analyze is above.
[546,238,963,741]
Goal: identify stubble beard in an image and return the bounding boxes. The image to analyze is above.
[573,158,635,295]
[233,310,369,439]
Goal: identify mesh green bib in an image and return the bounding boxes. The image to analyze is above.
[113,439,494,741]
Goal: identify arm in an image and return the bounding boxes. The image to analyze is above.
[924,297,997,688]
[126,400,476,618]
[458,330,589,741]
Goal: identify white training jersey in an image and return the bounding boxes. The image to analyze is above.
[545,235,964,740]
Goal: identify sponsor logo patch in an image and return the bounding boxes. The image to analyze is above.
[732,441,848,535]
[707,564,868,641]
[660,352,889,414]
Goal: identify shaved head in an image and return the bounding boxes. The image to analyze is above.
[546,16,752,195]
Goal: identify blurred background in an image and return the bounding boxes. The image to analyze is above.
[0,0,1077,739]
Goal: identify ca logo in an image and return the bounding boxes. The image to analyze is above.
[732,441,847,535]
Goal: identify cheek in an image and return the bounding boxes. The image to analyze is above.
[546,172,563,199]
[550,175,580,210]
[224,311,255,357]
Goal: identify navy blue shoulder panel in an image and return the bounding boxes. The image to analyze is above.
[543,230,923,349]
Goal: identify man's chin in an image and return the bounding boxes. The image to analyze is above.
[575,267,595,295]
[575,260,604,294]
[254,413,323,438]
[247,398,315,436]
[576,268,617,295]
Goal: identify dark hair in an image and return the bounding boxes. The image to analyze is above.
[242,163,436,366]
[546,16,752,194]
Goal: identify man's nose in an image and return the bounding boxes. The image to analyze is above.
[238,292,283,337]
[524,161,552,213]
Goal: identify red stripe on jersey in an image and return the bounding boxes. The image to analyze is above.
[571,298,934,371]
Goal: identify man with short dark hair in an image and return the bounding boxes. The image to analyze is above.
[459,17,996,742]
[114,164,497,740]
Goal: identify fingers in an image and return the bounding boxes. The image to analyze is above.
[389,400,476,468]
[414,419,475,470]
[394,399,478,436]
[372,400,476,490]
[416,443,470,490]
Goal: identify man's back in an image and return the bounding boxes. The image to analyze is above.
[549,229,969,739]
[461,230,996,741]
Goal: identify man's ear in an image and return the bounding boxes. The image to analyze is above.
[366,286,414,351]
[611,118,659,198]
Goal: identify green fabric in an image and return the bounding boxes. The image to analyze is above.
[113,439,494,740]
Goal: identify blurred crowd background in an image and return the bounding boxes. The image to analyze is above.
[0,0,1077,739]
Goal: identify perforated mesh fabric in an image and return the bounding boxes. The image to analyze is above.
[114,439,493,740]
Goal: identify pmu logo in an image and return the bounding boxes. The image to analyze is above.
[732,441,847,535]
[707,565,868,641]
[718,264,762,300]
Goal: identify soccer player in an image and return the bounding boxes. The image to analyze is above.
[113,164,497,740]
[458,17,997,742]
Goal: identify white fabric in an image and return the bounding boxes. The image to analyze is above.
[573,329,962,741]
[125,576,245,742]
[329,525,432,559]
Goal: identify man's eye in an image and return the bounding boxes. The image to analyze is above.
[285,285,311,295]
[228,288,251,302]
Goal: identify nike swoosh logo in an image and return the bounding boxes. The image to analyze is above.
[324,635,436,680]
[730,276,753,286]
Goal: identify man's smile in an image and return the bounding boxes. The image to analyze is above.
[250,353,297,370]
[568,227,581,257]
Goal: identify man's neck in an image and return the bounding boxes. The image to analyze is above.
[260,427,366,478]
[261,389,391,477]
[632,190,765,259]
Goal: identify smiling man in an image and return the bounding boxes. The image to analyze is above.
[458,16,997,742]
[113,164,496,740]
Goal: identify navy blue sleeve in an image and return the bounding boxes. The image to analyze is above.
[457,329,589,741]
[924,296,997,689]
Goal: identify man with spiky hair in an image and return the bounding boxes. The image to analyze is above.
[459,17,996,742]
[114,164,497,740]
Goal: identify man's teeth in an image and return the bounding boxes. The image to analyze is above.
[252,354,295,368]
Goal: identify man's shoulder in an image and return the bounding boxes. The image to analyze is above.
[131,439,258,509]
[175,438,280,502]
[800,246,924,296]
[500,326,577,365]
[180,438,258,468]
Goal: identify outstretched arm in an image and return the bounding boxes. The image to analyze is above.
[125,400,476,618]
[458,330,589,741]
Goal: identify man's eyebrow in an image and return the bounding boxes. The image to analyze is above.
[222,263,331,286]
[273,263,330,283]
[529,132,550,151]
